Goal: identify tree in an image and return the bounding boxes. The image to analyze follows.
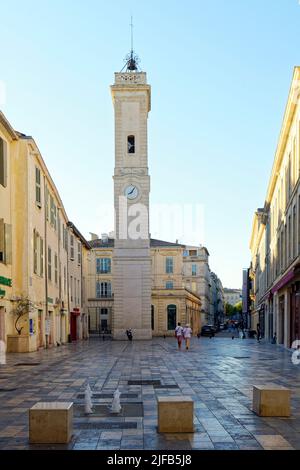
[10,295,34,335]
[234,301,242,314]
[225,302,234,317]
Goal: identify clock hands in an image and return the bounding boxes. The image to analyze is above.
[128,186,136,195]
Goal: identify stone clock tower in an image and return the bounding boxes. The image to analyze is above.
[111,52,152,340]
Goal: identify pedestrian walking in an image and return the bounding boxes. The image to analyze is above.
[174,322,184,350]
[183,324,192,350]
[256,323,261,343]
[126,328,133,341]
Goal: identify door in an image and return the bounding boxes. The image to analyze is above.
[279,296,285,345]
[48,312,53,345]
[38,310,43,348]
[71,314,77,341]
[291,290,300,345]
[0,307,5,353]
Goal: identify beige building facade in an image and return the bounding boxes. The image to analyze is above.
[223,288,242,306]
[249,67,300,348]
[0,112,15,352]
[0,111,89,353]
[86,236,202,337]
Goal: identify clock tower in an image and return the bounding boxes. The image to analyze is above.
[111,51,152,340]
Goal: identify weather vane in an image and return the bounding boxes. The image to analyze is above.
[121,15,140,72]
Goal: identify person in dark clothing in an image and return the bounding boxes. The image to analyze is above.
[271,332,277,344]
[126,329,133,341]
[256,323,261,343]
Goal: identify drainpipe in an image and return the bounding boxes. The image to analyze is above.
[66,228,71,342]
[57,208,61,343]
[43,176,48,349]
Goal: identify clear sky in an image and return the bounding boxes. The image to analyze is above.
[1,0,300,288]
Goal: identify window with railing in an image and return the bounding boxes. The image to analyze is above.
[96,281,112,298]
[96,258,111,273]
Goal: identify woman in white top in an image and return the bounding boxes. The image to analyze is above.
[175,322,184,350]
[183,324,192,350]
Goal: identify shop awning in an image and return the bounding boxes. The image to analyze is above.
[271,268,295,294]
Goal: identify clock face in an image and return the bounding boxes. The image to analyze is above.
[124,185,139,200]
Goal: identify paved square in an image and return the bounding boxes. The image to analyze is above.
[0,336,300,450]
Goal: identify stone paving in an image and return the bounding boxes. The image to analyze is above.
[0,335,300,450]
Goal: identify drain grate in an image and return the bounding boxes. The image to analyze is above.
[0,388,17,392]
[128,380,161,386]
[15,363,40,366]
[154,384,179,389]
[76,422,137,430]
[77,393,139,399]
[232,357,250,359]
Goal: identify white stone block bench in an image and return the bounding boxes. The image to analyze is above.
[253,385,291,417]
[157,396,194,433]
[29,402,73,443]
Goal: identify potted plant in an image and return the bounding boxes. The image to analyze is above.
[7,295,34,352]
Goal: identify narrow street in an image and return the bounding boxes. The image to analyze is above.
[0,336,299,450]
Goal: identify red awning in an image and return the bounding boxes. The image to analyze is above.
[271,268,295,294]
[71,310,80,316]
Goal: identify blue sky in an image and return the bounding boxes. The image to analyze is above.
[1,0,300,287]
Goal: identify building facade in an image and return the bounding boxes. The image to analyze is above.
[182,246,211,324]
[209,272,225,326]
[0,112,15,353]
[85,237,216,337]
[249,67,300,348]
[223,288,242,306]
[0,111,89,353]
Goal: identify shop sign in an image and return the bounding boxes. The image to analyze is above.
[0,288,5,297]
[0,276,12,287]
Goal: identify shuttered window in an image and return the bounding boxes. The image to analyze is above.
[33,230,38,274]
[35,167,41,206]
[0,137,7,188]
[0,220,12,265]
[40,237,44,276]
[0,219,4,263]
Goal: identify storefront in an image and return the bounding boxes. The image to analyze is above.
[290,281,300,344]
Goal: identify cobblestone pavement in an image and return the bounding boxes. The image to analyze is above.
[0,336,300,450]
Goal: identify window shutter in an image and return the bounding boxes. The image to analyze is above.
[40,237,44,276]
[4,224,12,265]
[33,230,38,274]
[96,282,100,298]
[0,219,5,262]
[107,283,112,297]
[0,138,7,188]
